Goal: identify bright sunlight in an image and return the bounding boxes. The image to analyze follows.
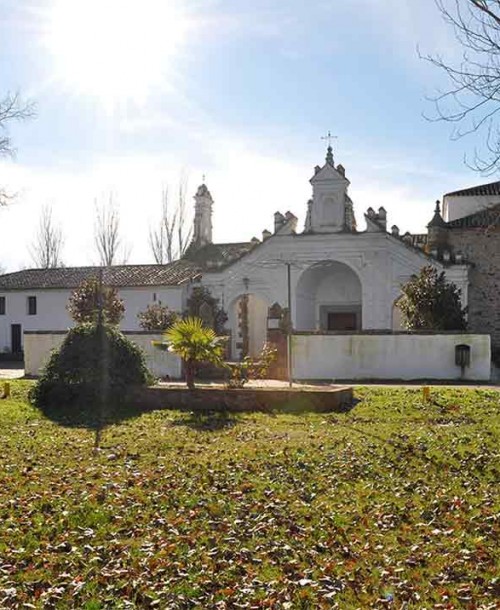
[44,0,191,107]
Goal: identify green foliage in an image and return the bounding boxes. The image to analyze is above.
[398,265,468,331]
[1,383,499,607]
[186,286,227,334]
[137,302,178,331]
[30,323,149,424]
[67,277,125,326]
[226,342,278,388]
[155,316,226,389]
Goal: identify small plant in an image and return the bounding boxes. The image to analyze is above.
[226,343,277,388]
[154,316,226,390]
[67,277,125,325]
[137,302,178,331]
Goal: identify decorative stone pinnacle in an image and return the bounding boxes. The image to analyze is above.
[427,199,448,229]
[326,145,334,165]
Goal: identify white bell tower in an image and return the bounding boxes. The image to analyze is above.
[193,183,213,248]
[308,144,353,233]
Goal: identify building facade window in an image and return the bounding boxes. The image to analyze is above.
[0,296,5,315]
[27,296,37,316]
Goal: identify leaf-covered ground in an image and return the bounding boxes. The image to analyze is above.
[0,382,499,609]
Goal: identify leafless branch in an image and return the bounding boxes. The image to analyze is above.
[30,205,64,268]
[0,91,36,206]
[424,0,500,172]
[149,177,192,264]
[177,176,192,257]
[94,194,130,266]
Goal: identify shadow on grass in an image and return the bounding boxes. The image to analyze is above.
[35,390,148,430]
[170,410,240,432]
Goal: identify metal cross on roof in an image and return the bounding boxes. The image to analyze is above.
[321,131,337,147]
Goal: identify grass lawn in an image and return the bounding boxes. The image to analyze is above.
[0,382,498,609]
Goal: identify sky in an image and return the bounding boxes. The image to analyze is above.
[0,0,495,272]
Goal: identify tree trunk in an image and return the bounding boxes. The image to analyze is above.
[185,359,195,390]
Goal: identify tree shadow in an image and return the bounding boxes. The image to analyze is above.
[37,401,143,430]
[170,410,240,432]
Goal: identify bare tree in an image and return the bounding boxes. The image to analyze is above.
[0,91,36,206]
[30,205,64,268]
[94,194,130,266]
[149,187,177,264]
[425,1,500,172]
[177,176,192,257]
[149,177,192,264]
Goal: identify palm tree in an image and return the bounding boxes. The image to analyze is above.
[156,317,226,389]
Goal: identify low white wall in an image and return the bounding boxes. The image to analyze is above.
[24,331,182,379]
[292,333,491,381]
[124,333,182,379]
[24,333,66,377]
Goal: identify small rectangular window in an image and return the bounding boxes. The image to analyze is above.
[27,296,37,316]
[153,292,157,302]
[0,297,5,315]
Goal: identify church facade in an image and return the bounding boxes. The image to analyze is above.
[183,145,470,359]
[0,145,498,366]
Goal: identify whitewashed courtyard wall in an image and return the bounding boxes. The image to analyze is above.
[292,333,491,381]
[24,331,182,379]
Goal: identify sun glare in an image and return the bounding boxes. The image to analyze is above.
[44,0,190,106]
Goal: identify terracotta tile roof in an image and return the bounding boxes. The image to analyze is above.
[447,203,500,229]
[0,260,201,291]
[183,241,257,268]
[444,181,500,198]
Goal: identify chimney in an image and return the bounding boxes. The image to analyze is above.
[377,207,387,230]
[262,229,272,241]
[274,211,285,233]
[391,225,400,237]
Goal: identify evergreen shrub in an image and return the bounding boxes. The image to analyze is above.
[30,323,150,423]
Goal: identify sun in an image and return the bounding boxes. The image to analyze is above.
[43,0,191,107]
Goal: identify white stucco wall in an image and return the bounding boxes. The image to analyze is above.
[292,333,491,381]
[443,193,500,222]
[0,286,184,352]
[118,287,184,330]
[24,331,182,379]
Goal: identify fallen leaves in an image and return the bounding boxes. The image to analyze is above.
[0,383,498,608]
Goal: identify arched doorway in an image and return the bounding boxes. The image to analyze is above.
[228,293,269,360]
[295,261,362,331]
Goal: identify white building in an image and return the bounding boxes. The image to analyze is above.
[0,145,492,377]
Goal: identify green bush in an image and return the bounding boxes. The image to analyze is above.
[30,323,150,424]
[398,265,468,331]
[137,302,178,331]
[67,278,125,325]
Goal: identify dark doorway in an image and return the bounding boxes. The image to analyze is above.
[327,312,357,331]
[11,324,22,353]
